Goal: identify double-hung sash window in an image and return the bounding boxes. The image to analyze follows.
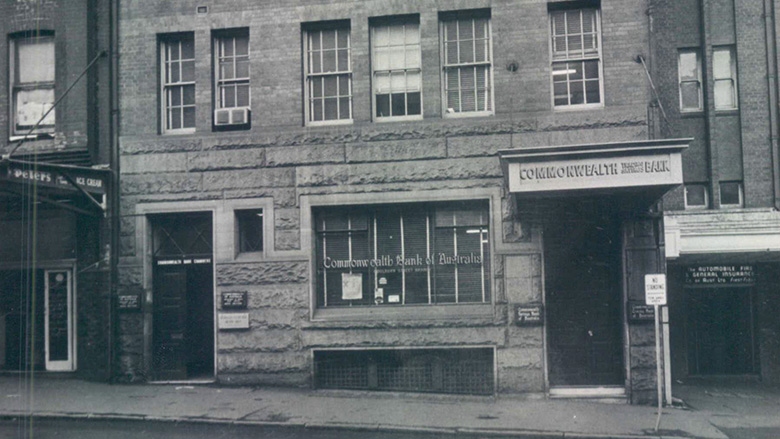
[550,8,603,108]
[215,32,250,115]
[678,49,703,112]
[10,34,55,137]
[305,24,352,124]
[441,12,493,115]
[161,34,196,133]
[315,201,491,308]
[713,46,738,110]
[372,19,422,120]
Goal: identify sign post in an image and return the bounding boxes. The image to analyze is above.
[645,274,667,432]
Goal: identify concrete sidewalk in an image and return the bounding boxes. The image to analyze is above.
[0,376,753,439]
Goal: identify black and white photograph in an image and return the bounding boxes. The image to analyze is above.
[0,0,779,438]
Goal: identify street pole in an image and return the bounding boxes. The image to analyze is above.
[654,303,663,432]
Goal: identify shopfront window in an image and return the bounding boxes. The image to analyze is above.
[315,201,491,307]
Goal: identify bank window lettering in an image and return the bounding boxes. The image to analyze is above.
[713,46,738,110]
[315,201,491,307]
[550,8,602,108]
[678,49,703,112]
[441,11,493,116]
[161,34,196,133]
[372,18,422,120]
[236,209,264,253]
[10,34,55,137]
[304,23,352,124]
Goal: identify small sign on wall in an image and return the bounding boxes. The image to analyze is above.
[218,313,250,330]
[515,304,544,326]
[628,301,655,323]
[117,294,141,311]
[221,291,248,310]
[684,265,755,286]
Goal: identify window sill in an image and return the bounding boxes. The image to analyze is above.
[714,109,739,116]
[553,103,604,112]
[680,110,704,118]
[311,302,494,322]
[375,115,424,123]
[306,119,354,127]
[443,111,494,119]
[233,251,267,262]
[162,128,196,135]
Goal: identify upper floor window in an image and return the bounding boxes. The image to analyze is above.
[371,17,422,121]
[304,22,352,125]
[236,208,263,253]
[678,49,703,112]
[10,33,55,137]
[160,33,195,134]
[214,30,250,128]
[441,10,493,116]
[684,183,708,209]
[315,201,491,308]
[550,7,603,108]
[713,46,738,110]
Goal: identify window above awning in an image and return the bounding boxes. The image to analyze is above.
[498,138,690,199]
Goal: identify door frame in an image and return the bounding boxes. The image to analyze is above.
[137,202,218,382]
[44,267,76,371]
[541,213,627,395]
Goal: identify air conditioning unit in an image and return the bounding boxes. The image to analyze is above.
[214,107,250,126]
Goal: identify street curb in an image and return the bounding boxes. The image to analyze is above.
[0,411,696,439]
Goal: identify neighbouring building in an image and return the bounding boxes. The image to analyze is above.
[116,0,691,404]
[0,0,118,380]
[651,0,780,390]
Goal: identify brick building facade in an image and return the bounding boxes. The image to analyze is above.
[651,0,780,389]
[0,0,117,380]
[114,0,692,404]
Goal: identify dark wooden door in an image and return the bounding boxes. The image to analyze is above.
[152,267,188,381]
[545,216,624,386]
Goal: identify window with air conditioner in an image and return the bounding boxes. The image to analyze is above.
[214,30,250,129]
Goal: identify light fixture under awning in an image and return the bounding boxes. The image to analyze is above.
[499,138,691,197]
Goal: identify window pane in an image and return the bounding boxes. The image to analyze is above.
[324,76,337,97]
[680,82,701,110]
[181,60,194,82]
[322,30,336,50]
[17,39,55,83]
[388,46,405,70]
[390,72,405,91]
[170,62,180,83]
[570,81,584,105]
[460,39,474,63]
[310,51,322,74]
[714,80,735,109]
[585,80,600,104]
[337,28,349,49]
[720,182,741,205]
[236,58,250,79]
[183,107,195,128]
[375,48,389,71]
[223,85,236,107]
[324,97,338,120]
[678,51,699,80]
[181,37,194,59]
[322,49,337,72]
[182,85,195,105]
[339,74,350,96]
[685,185,707,207]
[407,92,421,115]
[312,77,323,98]
[237,209,263,253]
[337,49,349,71]
[237,84,249,107]
[235,36,249,56]
[405,23,420,44]
[339,97,351,119]
[312,98,323,121]
[583,60,599,79]
[220,60,234,80]
[375,72,390,93]
[446,42,459,64]
[15,88,55,127]
[713,49,732,79]
[170,108,182,129]
[376,94,390,117]
[391,93,406,116]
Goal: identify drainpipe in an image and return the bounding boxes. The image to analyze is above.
[107,0,120,383]
[765,0,780,209]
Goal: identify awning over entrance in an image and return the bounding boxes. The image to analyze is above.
[499,138,690,199]
[0,157,111,217]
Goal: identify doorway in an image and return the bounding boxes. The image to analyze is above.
[544,207,624,387]
[0,268,75,372]
[151,213,214,381]
[686,287,757,375]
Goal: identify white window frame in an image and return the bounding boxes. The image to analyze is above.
[719,181,744,208]
[213,31,250,112]
[713,46,738,111]
[303,24,353,126]
[371,18,423,122]
[160,34,196,135]
[9,34,56,139]
[440,12,494,118]
[684,183,709,210]
[548,8,604,110]
[678,49,703,112]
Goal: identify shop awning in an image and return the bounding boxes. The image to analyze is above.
[499,138,690,199]
[0,157,111,217]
